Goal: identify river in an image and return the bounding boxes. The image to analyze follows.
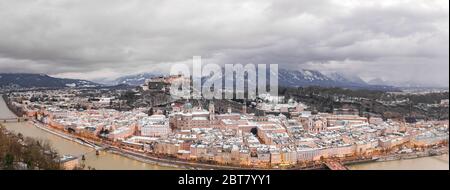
[348,154,449,170]
[1,95,448,170]
[1,95,177,170]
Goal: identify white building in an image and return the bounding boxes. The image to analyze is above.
[139,115,171,137]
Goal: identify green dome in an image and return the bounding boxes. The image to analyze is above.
[183,103,193,109]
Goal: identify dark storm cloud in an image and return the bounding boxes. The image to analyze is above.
[0,0,448,87]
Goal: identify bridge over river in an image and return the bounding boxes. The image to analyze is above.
[0,117,27,123]
[324,161,348,170]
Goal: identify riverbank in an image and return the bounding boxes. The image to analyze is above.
[2,121,179,170]
[345,149,448,170]
[107,147,266,170]
[29,118,246,170]
[348,154,449,170]
[0,123,62,170]
[376,147,448,162]
[1,95,177,170]
[31,120,100,149]
[24,118,316,170]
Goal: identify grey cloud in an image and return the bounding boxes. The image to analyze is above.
[0,0,448,87]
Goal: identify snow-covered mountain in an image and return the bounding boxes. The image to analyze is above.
[0,73,100,89]
[278,69,397,90]
[108,69,398,91]
[326,72,367,86]
[278,69,336,87]
[112,73,163,86]
[367,78,387,86]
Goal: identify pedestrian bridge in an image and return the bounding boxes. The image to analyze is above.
[74,145,109,161]
[0,117,26,123]
[324,161,348,170]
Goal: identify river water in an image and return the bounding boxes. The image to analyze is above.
[348,154,449,170]
[1,95,177,170]
[1,95,448,170]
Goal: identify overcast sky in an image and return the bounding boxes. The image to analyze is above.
[0,0,448,87]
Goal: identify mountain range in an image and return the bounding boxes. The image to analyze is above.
[112,69,398,91]
[112,73,163,86]
[0,73,100,89]
[278,69,396,90]
[1,69,398,91]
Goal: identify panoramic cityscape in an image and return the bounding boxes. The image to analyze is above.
[0,0,449,172]
[1,72,448,170]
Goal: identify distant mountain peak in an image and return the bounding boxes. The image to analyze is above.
[368,78,387,86]
[278,69,396,91]
[0,73,100,89]
[112,72,164,86]
[91,68,398,91]
[325,72,367,85]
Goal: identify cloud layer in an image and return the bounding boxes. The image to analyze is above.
[0,0,448,87]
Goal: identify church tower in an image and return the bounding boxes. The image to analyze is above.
[209,103,215,121]
[242,101,247,114]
